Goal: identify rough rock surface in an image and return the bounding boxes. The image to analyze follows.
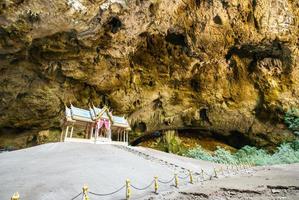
[0,0,298,148]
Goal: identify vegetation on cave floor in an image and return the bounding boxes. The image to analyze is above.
[186,140,299,166]
[140,134,299,166]
[140,108,299,166]
[139,132,237,155]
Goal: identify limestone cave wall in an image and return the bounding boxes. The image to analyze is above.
[0,0,298,148]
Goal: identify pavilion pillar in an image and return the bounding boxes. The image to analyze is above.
[90,125,94,140]
[108,128,112,141]
[95,127,98,142]
[117,129,119,141]
[70,126,74,138]
[60,126,64,142]
[126,131,129,143]
[64,126,69,141]
[123,130,126,142]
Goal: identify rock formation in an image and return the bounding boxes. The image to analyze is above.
[0,0,298,148]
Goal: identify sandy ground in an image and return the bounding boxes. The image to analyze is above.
[0,142,298,200]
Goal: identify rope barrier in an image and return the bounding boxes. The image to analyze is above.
[131,180,154,190]
[158,176,175,184]
[70,192,82,200]
[89,185,126,196]
[178,173,190,179]
[11,160,255,200]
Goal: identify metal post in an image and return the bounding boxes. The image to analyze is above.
[174,173,178,188]
[126,179,131,200]
[82,185,89,200]
[11,192,19,200]
[64,126,69,141]
[154,176,158,194]
[189,170,193,184]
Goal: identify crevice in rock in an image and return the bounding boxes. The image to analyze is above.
[153,97,163,110]
[106,16,122,33]
[190,77,200,92]
[179,191,209,198]
[220,188,262,194]
[199,108,211,125]
[165,30,188,48]
[132,121,147,132]
[212,130,252,149]
[213,15,223,25]
[195,0,201,7]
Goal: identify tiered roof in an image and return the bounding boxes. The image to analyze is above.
[65,105,130,128]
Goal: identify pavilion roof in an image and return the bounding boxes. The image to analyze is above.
[65,105,130,128]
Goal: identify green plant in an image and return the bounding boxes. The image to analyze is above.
[285,108,299,135]
[184,146,214,162]
[213,147,237,164]
[156,130,185,155]
[185,140,299,166]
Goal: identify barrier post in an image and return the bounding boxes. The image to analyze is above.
[201,169,204,179]
[82,185,89,200]
[126,179,131,200]
[174,173,179,188]
[11,192,19,200]
[189,170,193,184]
[220,167,224,175]
[214,168,218,178]
[154,176,158,194]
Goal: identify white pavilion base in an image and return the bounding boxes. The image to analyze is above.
[64,137,128,145]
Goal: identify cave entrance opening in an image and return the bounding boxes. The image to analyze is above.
[133,128,252,153]
[61,104,131,145]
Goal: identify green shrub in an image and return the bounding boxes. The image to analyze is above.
[184,146,214,162]
[272,143,299,164]
[285,108,299,136]
[233,145,273,166]
[213,147,237,164]
[185,140,299,166]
